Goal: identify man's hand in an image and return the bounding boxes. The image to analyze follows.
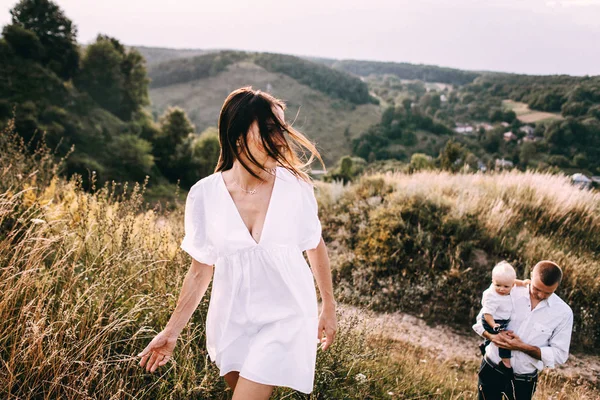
[502,332,527,351]
[488,331,520,350]
[504,331,542,360]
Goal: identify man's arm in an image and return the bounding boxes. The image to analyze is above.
[538,311,574,368]
[511,339,542,360]
[504,310,573,366]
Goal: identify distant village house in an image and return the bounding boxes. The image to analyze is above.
[495,158,514,169]
[503,131,518,142]
[519,125,535,136]
[454,123,474,135]
[572,173,592,189]
[476,123,494,131]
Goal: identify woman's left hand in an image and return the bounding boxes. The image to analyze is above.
[317,304,337,351]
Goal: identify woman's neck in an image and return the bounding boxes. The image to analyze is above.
[230,161,274,187]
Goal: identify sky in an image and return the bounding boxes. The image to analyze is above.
[1,0,600,76]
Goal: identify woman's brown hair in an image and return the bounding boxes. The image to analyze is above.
[214,86,325,183]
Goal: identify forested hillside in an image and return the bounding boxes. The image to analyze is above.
[0,0,221,200]
[148,51,377,105]
[346,67,600,177]
[147,54,382,165]
[133,45,210,65]
[326,59,480,86]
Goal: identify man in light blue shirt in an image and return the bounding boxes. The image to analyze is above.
[472,260,573,400]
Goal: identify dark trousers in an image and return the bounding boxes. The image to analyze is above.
[477,358,538,400]
[482,317,511,359]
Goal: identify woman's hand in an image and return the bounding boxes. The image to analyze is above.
[317,305,337,351]
[137,329,178,373]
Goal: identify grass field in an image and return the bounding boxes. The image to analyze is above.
[2,128,599,398]
[502,99,563,123]
[317,170,600,351]
[149,61,382,166]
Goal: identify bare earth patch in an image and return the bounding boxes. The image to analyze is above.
[334,302,600,386]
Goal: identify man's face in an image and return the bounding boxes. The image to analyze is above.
[530,270,559,301]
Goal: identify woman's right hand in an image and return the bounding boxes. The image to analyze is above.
[137,329,178,373]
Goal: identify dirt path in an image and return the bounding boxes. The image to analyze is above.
[334,303,600,385]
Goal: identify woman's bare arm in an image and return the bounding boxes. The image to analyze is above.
[164,259,214,336]
[306,238,336,310]
[306,237,337,351]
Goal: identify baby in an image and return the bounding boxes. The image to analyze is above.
[478,261,530,373]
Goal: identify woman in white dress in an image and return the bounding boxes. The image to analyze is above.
[137,87,338,399]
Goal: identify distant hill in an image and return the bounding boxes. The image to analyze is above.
[147,51,377,105]
[147,51,381,165]
[132,46,212,65]
[308,58,481,86]
[140,46,600,175]
[138,46,482,86]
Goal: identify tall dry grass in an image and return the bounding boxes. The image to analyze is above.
[1,124,598,399]
[317,169,600,350]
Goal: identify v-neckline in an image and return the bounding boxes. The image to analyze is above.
[219,166,278,246]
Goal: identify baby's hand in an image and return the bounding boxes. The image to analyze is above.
[515,279,531,287]
[493,323,501,330]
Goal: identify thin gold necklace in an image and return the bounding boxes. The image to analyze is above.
[232,167,276,195]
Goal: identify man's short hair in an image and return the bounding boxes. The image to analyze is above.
[533,260,563,285]
[492,260,516,281]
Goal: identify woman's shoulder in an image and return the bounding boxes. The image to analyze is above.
[277,166,314,189]
[188,172,221,197]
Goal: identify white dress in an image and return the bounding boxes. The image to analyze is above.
[180,166,321,394]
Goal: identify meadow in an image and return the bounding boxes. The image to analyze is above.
[317,168,600,350]
[1,126,598,399]
[501,99,563,124]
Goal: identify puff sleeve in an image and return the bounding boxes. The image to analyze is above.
[480,287,499,316]
[180,183,218,265]
[297,180,322,251]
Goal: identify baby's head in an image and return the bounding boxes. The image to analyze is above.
[491,261,516,296]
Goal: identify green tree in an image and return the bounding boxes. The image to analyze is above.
[2,24,44,61]
[192,128,221,179]
[106,133,154,183]
[323,155,366,183]
[119,48,150,120]
[76,37,124,115]
[483,128,503,153]
[573,153,588,169]
[410,153,434,171]
[438,140,466,172]
[154,107,195,180]
[519,141,537,167]
[76,35,149,120]
[10,0,79,79]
